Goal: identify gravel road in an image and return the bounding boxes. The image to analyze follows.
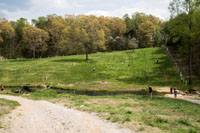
[0,95,132,133]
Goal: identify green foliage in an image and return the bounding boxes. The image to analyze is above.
[14,18,29,43]
[155,117,169,123]
[164,0,200,84]
[175,118,192,126]
[123,13,163,48]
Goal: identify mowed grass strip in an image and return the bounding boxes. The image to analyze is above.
[0,47,189,90]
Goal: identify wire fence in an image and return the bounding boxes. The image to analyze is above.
[162,45,189,86]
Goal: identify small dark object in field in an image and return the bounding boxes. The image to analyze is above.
[170,87,173,94]
[128,64,130,67]
[93,67,96,72]
[156,59,159,64]
[144,72,147,76]
[13,90,20,93]
[148,85,153,98]
[20,84,31,93]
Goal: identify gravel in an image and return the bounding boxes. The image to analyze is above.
[0,95,132,133]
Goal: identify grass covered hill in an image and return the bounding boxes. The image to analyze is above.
[0,47,195,91]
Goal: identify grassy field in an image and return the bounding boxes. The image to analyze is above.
[0,98,19,128]
[0,47,200,132]
[2,89,200,132]
[0,47,192,91]
[64,94,200,133]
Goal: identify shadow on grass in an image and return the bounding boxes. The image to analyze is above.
[51,58,95,63]
[9,59,35,62]
[50,87,161,96]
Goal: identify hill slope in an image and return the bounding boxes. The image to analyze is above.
[0,47,188,90]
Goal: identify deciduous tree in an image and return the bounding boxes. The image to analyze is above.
[21,26,49,58]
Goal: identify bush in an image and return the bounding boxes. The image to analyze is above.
[175,118,191,126]
[155,117,168,123]
[128,38,139,49]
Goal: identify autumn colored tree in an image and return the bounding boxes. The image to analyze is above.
[77,15,106,61]
[61,16,85,55]
[21,26,49,58]
[45,15,66,56]
[0,20,16,58]
[0,14,126,59]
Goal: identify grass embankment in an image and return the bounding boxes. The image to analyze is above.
[0,47,192,91]
[0,98,19,128]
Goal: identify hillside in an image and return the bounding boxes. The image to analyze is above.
[1,47,200,133]
[0,47,194,91]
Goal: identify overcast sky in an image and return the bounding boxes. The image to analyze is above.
[0,0,172,21]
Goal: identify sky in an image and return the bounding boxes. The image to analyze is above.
[0,0,172,21]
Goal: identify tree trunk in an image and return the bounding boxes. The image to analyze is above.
[56,43,58,57]
[12,41,15,58]
[188,10,192,85]
[199,49,200,74]
[86,49,88,62]
[188,44,192,84]
[33,44,36,59]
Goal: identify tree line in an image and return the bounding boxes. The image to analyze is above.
[163,0,200,84]
[0,13,163,61]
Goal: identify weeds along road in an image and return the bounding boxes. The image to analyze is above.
[0,95,132,133]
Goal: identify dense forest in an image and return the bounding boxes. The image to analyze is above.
[0,13,162,60]
[0,0,200,84]
[163,0,200,84]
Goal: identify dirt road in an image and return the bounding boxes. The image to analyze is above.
[0,95,132,133]
[157,87,200,105]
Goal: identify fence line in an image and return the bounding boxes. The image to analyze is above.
[162,45,188,85]
[162,45,180,72]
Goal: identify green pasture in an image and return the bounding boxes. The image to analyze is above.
[0,47,193,90]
